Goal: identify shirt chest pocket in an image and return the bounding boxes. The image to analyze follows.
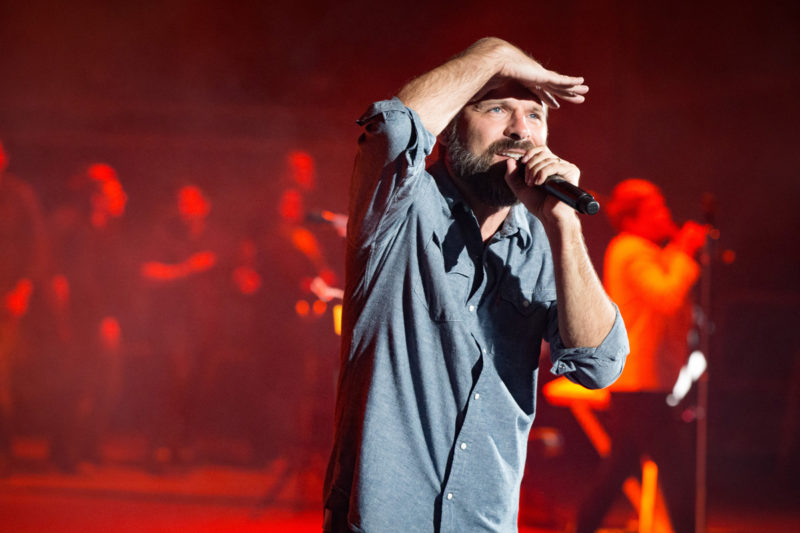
[499,273,553,315]
[491,277,553,374]
[495,274,554,351]
[412,232,472,322]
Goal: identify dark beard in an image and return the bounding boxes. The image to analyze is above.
[446,131,534,208]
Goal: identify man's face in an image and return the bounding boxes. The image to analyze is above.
[444,82,548,207]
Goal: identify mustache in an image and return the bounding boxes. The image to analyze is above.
[488,139,536,156]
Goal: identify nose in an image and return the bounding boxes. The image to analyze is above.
[504,109,530,141]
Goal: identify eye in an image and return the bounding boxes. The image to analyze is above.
[528,112,541,120]
[488,106,504,113]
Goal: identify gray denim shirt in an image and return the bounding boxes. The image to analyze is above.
[323,98,628,532]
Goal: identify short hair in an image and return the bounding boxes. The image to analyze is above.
[605,178,662,231]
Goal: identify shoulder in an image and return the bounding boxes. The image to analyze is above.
[355,98,437,169]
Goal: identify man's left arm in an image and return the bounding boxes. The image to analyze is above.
[505,149,627,387]
[543,217,628,388]
[545,215,615,348]
[505,147,615,347]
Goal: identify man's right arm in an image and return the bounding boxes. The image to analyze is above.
[397,37,588,136]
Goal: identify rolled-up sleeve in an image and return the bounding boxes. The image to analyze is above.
[347,98,436,252]
[548,305,629,389]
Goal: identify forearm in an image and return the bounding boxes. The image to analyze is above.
[546,215,616,348]
[397,37,508,136]
[396,37,587,137]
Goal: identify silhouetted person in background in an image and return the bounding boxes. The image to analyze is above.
[218,235,274,464]
[45,163,129,471]
[140,184,224,470]
[275,151,341,456]
[0,140,49,475]
[253,150,343,502]
[575,178,707,533]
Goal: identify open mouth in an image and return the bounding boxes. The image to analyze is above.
[498,151,524,161]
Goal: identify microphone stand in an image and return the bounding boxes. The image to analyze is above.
[695,197,717,533]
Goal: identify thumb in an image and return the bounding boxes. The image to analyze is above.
[504,158,524,192]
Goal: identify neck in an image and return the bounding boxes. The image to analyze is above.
[474,203,511,242]
[449,174,511,242]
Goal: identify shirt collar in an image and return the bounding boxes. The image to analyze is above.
[503,203,532,249]
[429,160,532,249]
[429,160,467,213]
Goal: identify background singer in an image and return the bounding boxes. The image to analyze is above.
[574,178,707,533]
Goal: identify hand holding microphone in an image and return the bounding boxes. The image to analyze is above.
[505,146,599,216]
[672,221,708,257]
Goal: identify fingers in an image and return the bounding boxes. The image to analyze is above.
[537,89,560,109]
[559,94,586,105]
[529,84,588,108]
[519,147,580,187]
[519,148,559,186]
[549,82,589,93]
[529,76,589,108]
[545,84,590,100]
[550,83,589,102]
[528,158,563,186]
[541,72,585,87]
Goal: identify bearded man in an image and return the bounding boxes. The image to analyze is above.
[323,38,629,533]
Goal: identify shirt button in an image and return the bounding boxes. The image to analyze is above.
[474,393,480,400]
[460,442,467,450]
[446,493,453,500]
[522,300,530,307]
[468,305,475,312]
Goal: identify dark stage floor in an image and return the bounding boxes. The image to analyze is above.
[1,436,798,532]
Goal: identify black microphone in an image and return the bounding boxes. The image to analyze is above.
[541,176,600,215]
